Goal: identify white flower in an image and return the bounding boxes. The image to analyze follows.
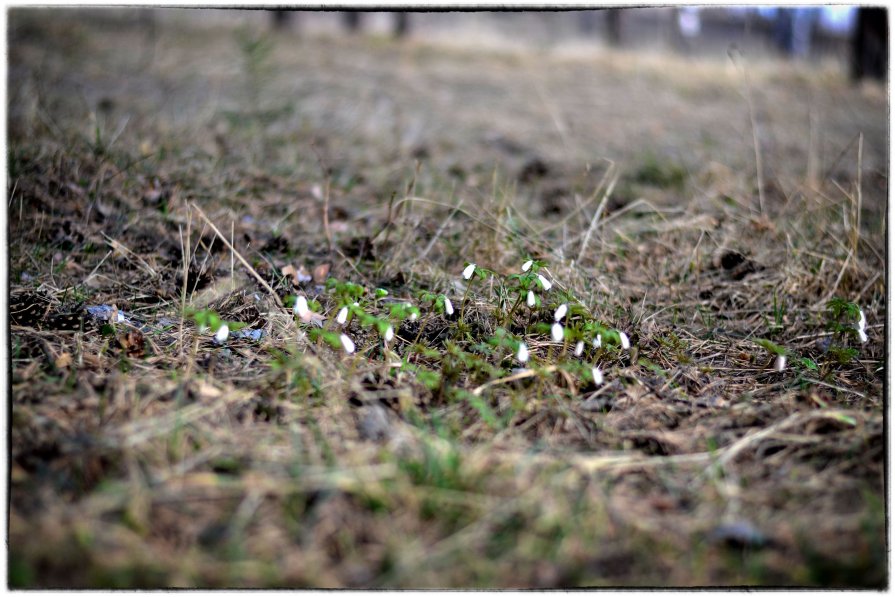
[336,306,348,325]
[554,303,568,322]
[444,297,454,316]
[353,301,359,307]
[522,259,533,272]
[527,290,536,308]
[774,355,786,371]
[463,263,476,280]
[856,309,868,343]
[215,323,229,343]
[294,295,309,318]
[575,341,584,356]
[591,366,604,385]
[593,335,602,349]
[551,322,564,342]
[537,274,552,291]
[409,311,419,321]
[384,325,394,343]
[340,333,355,354]
[517,342,529,363]
[618,331,630,350]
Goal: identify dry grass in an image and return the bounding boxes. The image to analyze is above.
[7,10,886,588]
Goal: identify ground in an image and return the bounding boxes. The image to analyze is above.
[7,10,887,588]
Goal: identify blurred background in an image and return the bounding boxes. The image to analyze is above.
[59,7,887,79]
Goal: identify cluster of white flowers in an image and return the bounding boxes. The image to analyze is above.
[297,259,633,391]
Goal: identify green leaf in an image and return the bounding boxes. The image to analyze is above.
[828,412,857,427]
[754,338,786,356]
[799,357,818,371]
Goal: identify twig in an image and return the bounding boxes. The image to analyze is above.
[577,168,618,263]
[472,366,556,396]
[190,202,283,308]
[322,178,333,254]
[729,46,765,215]
[409,196,465,266]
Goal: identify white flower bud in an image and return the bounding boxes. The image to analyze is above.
[593,335,602,349]
[774,355,786,371]
[384,325,394,343]
[517,342,529,363]
[551,323,564,342]
[522,259,533,272]
[591,366,603,385]
[575,341,584,356]
[336,306,348,325]
[856,309,868,342]
[294,296,309,318]
[463,263,476,280]
[619,331,630,350]
[527,290,536,308]
[537,274,552,291]
[340,333,355,354]
[215,324,229,343]
[444,297,454,316]
[554,303,568,322]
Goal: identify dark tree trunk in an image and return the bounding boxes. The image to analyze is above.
[852,8,888,81]
[605,9,622,46]
[271,10,293,31]
[343,12,362,32]
[393,12,409,38]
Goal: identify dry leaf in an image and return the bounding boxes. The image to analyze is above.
[119,330,145,358]
[295,265,311,283]
[298,310,327,326]
[55,353,73,369]
[281,264,312,286]
[312,262,331,284]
